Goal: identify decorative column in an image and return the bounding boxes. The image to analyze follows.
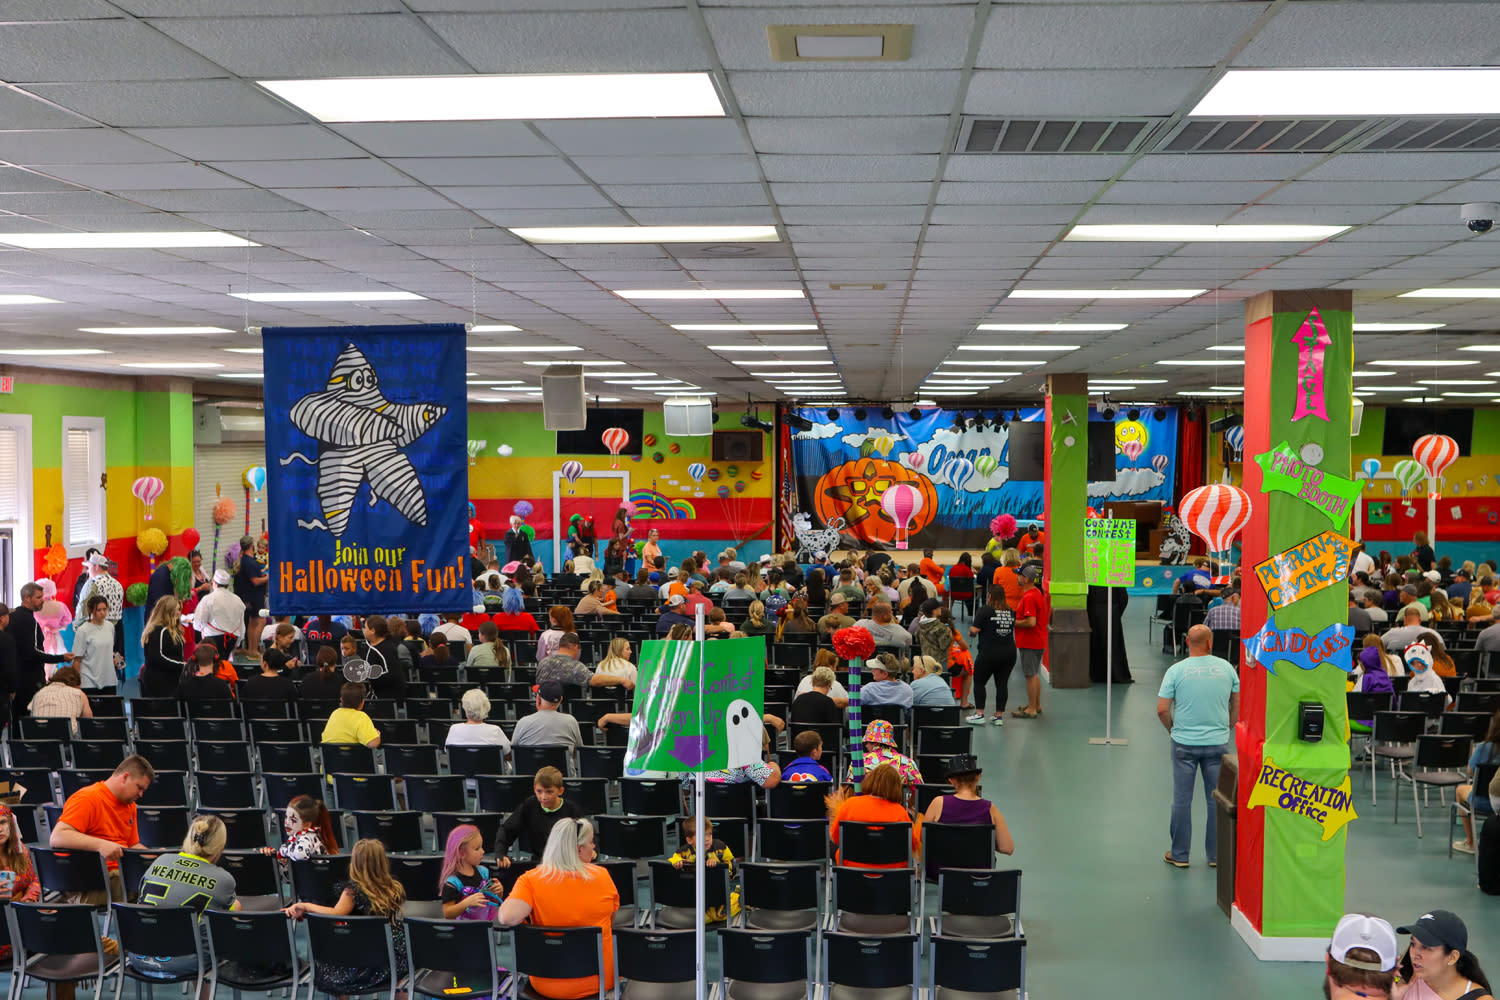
[133,379,196,540]
[1235,290,1356,956]
[1043,373,1089,688]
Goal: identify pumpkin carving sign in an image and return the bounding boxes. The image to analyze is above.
[814,457,939,545]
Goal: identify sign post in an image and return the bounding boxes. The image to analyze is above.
[1085,517,1135,747]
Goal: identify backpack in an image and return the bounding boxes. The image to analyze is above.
[1478,814,1500,895]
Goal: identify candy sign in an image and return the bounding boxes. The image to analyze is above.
[1253,530,1352,610]
[1247,757,1357,841]
[1242,621,1355,676]
[1252,442,1362,527]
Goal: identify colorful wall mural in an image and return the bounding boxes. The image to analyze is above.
[788,405,1178,549]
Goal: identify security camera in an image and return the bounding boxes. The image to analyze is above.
[1461,203,1499,234]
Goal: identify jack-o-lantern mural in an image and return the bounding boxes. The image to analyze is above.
[813,458,938,545]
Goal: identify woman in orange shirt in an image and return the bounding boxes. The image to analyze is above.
[829,764,920,869]
[498,817,619,999]
[991,548,1024,609]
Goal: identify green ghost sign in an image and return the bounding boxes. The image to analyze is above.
[625,636,767,774]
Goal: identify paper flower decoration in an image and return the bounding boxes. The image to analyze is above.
[124,583,149,607]
[990,514,1016,538]
[42,544,67,578]
[212,497,237,526]
[832,625,875,661]
[137,527,168,558]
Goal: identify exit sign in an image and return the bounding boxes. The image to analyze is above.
[0,376,12,394]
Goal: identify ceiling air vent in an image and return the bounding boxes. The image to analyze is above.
[1156,118,1372,153]
[1357,117,1500,151]
[955,118,1159,154]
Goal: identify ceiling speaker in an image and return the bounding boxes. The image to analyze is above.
[663,397,714,437]
[541,365,586,431]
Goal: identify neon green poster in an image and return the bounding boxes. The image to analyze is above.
[625,637,767,774]
[1084,518,1136,586]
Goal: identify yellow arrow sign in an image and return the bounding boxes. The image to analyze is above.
[1246,756,1357,841]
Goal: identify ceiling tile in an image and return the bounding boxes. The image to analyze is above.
[437,186,613,210]
[730,70,962,117]
[129,124,367,161]
[0,19,224,82]
[535,119,749,156]
[603,183,766,207]
[39,161,250,190]
[146,14,472,77]
[388,157,586,186]
[0,129,184,164]
[26,80,306,129]
[421,10,708,72]
[569,155,760,185]
[212,158,412,188]
[704,5,979,71]
[964,68,1205,116]
[1234,2,1500,67]
[977,3,1263,69]
[747,115,949,155]
[330,122,556,158]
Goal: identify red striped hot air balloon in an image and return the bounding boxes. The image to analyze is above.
[1412,433,1458,482]
[1178,484,1253,554]
[601,427,630,468]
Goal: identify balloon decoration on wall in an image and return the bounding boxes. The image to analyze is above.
[1412,434,1458,496]
[1360,458,1381,481]
[131,476,164,521]
[945,456,975,506]
[974,455,999,479]
[1392,459,1425,495]
[243,466,266,494]
[466,439,487,465]
[1224,424,1245,459]
[1178,484,1253,554]
[812,458,938,546]
[687,463,706,483]
[1152,455,1169,474]
[601,427,630,469]
[181,527,200,552]
[560,460,584,492]
[880,483,925,550]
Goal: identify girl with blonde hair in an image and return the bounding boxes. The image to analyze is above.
[285,839,408,993]
[595,638,638,686]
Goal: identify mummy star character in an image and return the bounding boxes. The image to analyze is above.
[286,343,447,537]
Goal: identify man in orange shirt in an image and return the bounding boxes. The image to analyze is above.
[918,549,947,598]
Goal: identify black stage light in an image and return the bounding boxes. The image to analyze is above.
[784,413,814,432]
[827,408,840,420]
[882,407,895,420]
[1127,408,1141,422]
[853,407,868,421]
[908,407,921,419]
[1152,408,1168,422]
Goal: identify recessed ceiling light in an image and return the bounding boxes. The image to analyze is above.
[230,291,422,302]
[1441,391,1500,397]
[466,345,582,354]
[1008,289,1205,300]
[261,73,724,122]
[673,324,818,332]
[940,361,1026,368]
[1209,386,1245,392]
[710,345,826,352]
[1350,385,1425,392]
[615,289,804,300]
[512,226,776,244]
[654,390,717,396]
[923,391,978,397]
[748,370,840,377]
[1368,359,1479,367]
[975,323,1126,332]
[120,361,223,369]
[940,371,1022,377]
[217,373,264,379]
[0,232,255,249]
[1417,379,1496,386]
[80,326,233,335]
[1354,322,1446,332]
[605,379,692,386]
[224,347,263,354]
[1206,345,1246,352]
[1351,370,1396,377]
[0,348,105,356]
[584,370,653,378]
[1176,390,1234,397]
[1068,224,1347,242]
[593,397,622,403]
[1090,383,1137,389]
[522,360,625,367]
[1157,360,1246,366]
[1399,288,1500,299]
[1090,378,1166,385]
[1192,68,1500,118]
[1402,396,1445,403]
[1458,345,1500,352]
[0,295,62,305]
[466,380,526,386]
[958,345,1079,352]
[470,324,522,333]
[732,359,833,366]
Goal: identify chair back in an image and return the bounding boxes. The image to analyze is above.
[1346,691,1392,721]
[9,901,109,961]
[136,806,190,850]
[217,850,284,901]
[832,867,914,920]
[620,778,683,817]
[1459,691,1500,715]
[595,815,668,861]
[1372,711,1426,744]
[198,807,268,850]
[251,719,306,744]
[205,908,301,991]
[197,742,254,773]
[1397,691,1447,719]
[767,781,831,820]
[922,823,994,875]
[740,862,819,913]
[192,718,245,744]
[196,771,259,809]
[403,774,468,813]
[306,913,396,987]
[1414,733,1472,770]
[823,931,918,991]
[839,820,913,867]
[31,846,110,898]
[718,928,811,994]
[355,811,426,854]
[258,743,316,773]
[333,773,398,811]
[647,860,729,923]
[320,743,377,774]
[10,741,66,770]
[262,772,325,808]
[404,917,499,999]
[447,744,507,777]
[111,902,201,963]
[1440,713,1492,741]
[290,854,353,906]
[757,819,829,863]
[119,849,166,902]
[1474,763,1500,813]
[510,924,605,992]
[913,706,961,728]
[917,727,972,757]
[432,812,501,852]
[614,928,694,990]
[937,867,1021,921]
[138,771,189,808]
[930,936,1025,993]
[388,854,444,902]
[383,744,441,777]
[475,775,532,813]
[577,745,626,779]
[511,744,568,776]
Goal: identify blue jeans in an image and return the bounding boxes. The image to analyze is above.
[1170,740,1226,864]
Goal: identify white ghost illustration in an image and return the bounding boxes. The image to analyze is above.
[724,698,763,770]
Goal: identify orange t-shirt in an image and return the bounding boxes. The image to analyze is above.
[829,795,919,869]
[510,865,619,999]
[991,566,1022,608]
[58,782,138,869]
[918,559,946,596]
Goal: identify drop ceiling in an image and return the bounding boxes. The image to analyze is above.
[0,0,1499,406]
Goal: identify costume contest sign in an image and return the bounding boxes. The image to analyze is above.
[1084,518,1136,586]
[264,324,471,614]
[1248,756,1357,841]
[627,637,766,773]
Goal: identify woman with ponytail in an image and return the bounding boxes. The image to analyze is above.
[129,815,239,979]
[285,839,408,995]
[262,795,337,861]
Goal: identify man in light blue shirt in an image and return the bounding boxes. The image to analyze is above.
[862,658,914,710]
[1157,624,1239,869]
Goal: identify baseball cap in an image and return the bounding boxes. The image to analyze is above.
[1401,584,1419,596]
[648,572,662,584]
[536,680,564,704]
[88,553,111,567]
[813,550,827,560]
[668,594,685,606]
[1398,909,1468,953]
[1425,569,1442,583]
[1021,565,1042,582]
[1330,914,1398,972]
[213,569,231,586]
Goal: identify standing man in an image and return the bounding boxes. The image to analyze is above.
[194,569,246,658]
[0,604,17,731]
[74,554,125,658]
[233,534,268,651]
[1158,624,1239,869]
[1012,567,1048,720]
[9,582,74,718]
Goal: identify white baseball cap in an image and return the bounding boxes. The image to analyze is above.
[1329,914,1398,972]
[668,594,685,606]
[212,569,231,586]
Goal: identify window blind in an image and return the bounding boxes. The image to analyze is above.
[64,427,96,544]
[0,427,18,523]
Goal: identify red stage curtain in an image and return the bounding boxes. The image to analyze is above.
[1176,408,1207,554]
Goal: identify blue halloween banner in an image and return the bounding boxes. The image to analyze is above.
[263,324,471,614]
[1242,621,1355,676]
[789,405,1177,548]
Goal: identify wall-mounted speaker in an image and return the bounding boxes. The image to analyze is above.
[663,397,714,437]
[541,365,586,431]
[712,430,764,463]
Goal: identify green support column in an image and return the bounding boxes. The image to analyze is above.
[133,377,196,533]
[1044,373,1089,688]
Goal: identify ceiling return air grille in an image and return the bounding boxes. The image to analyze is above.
[1157,118,1372,153]
[955,118,1158,154]
[1357,117,1500,151]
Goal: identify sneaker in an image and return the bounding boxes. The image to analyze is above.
[1454,840,1476,855]
[1163,853,1189,869]
[992,716,1005,727]
[966,714,986,724]
[1208,860,1217,868]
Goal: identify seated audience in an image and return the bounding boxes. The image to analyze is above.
[791,666,844,724]
[537,633,633,691]
[862,655,914,709]
[594,638,638,687]
[740,601,777,637]
[1454,709,1500,855]
[921,754,1014,878]
[829,765,919,869]
[28,665,92,722]
[321,682,382,747]
[178,645,232,703]
[127,815,239,981]
[783,731,833,782]
[494,767,585,866]
[854,601,912,648]
[301,647,347,702]
[849,720,921,785]
[51,755,153,903]
[241,650,296,700]
[447,689,513,755]
[511,681,582,749]
[910,655,957,707]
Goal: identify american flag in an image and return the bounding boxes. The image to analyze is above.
[776,414,797,553]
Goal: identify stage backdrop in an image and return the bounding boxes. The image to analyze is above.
[789,406,1177,549]
[264,324,471,614]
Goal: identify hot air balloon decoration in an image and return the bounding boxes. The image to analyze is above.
[1121,439,1145,462]
[1360,458,1381,481]
[1178,484,1253,556]
[131,476,165,521]
[1392,459,1425,495]
[974,454,999,479]
[242,465,266,532]
[880,483,925,550]
[687,463,706,483]
[466,439,487,466]
[601,427,630,469]
[560,461,584,493]
[945,456,975,506]
[1413,433,1458,498]
[1223,424,1245,460]
[1152,455,1169,474]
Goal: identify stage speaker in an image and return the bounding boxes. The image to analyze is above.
[713,430,764,463]
[663,397,714,437]
[541,365,586,431]
[1007,422,1045,482]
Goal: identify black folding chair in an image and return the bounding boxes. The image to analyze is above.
[929,867,1022,939]
[305,913,400,1000]
[404,774,468,814]
[206,908,309,998]
[738,862,821,932]
[646,860,732,929]
[405,916,503,1000]
[1398,733,1472,836]
[822,931,918,997]
[218,849,286,909]
[8,902,121,1000]
[290,855,353,906]
[355,811,426,855]
[614,928,694,998]
[930,935,1026,998]
[717,928,813,1000]
[388,855,445,917]
[111,903,206,996]
[509,925,606,1000]
[827,866,915,935]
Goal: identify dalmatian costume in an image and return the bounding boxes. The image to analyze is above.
[792,512,845,562]
[1158,513,1191,565]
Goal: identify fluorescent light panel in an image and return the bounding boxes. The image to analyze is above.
[231,291,422,302]
[1193,69,1500,118]
[81,326,232,335]
[513,226,776,244]
[1008,289,1205,300]
[958,344,1079,352]
[1369,359,1479,367]
[673,324,818,332]
[1091,378,1166,385]
[261,73,724,122]
[1206,345,1245,352]
[470,324,522,333]
[1400,288,1500,299]
[0,295,61,305]
[1354,322,1446,332]
[466,345,582,354]
[976,323,1126,332]
[940,361,1027,368]
[732,360,833,367]
[1157,360,1245,366]
[1458,345,1500,352]
[710,345,826,352]
[1417,379,1496,385]
[120,361,222,369]
[522,360,624,367]
[218,373,264,379]
[0,348,105,356]
[1068,224,1347,242]
[1351,370,1396,377]
[615,289,804,300]
[0,232,254,249]
[748,370,838,377]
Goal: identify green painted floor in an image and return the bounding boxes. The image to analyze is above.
[975,600,1500,999]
